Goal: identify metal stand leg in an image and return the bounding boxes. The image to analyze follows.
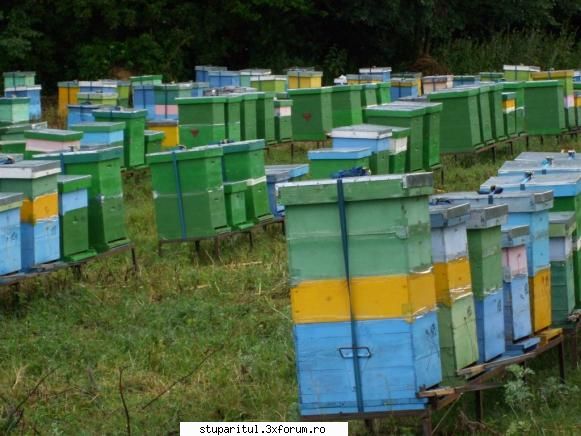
[130,247,138,273]
[475,390,484,422]
[158,242,163,257]
[491,146,496,164]
[526,135,530,150]
[559,339,566,383]
[364,419,374,434]
[195,241,201,256]
[248,231,254,249]
[422,409,433,436]
[214,238,221,257]
[291,143,295,162]
[509,141,514,155]
[72,265,83,281]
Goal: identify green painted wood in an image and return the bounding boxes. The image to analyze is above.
[245,181,272,222]
[256,92,275,145]
[523,80,565,135]
[310,155,370,179]
[488,83,506,141]
[224,181,252,229]
[288,87,333,141]
[551,257,576,324]
[179,123,227,147]
[331,85,363,128]
[239,93,258,141]
[144,130,165,155]
[60,208,91,260]
[376,82,391,105]
[176,96,226,125]
[360,84,378,107]
[369,150,390,175]
[474,85,494,145]
[220,140,266,182]
[467,227,503,297]
[224,95,242,142]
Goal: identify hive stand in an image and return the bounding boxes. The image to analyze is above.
[302,332,565,435]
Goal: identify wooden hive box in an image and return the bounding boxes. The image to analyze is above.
[5,86,42,120]
[549,212,576,325]
[147,119,179,148]
[70,122,126,148]
[287,87,333,142]
[0,97,30,124]
[24,128,82,154]
[0,192,23,275]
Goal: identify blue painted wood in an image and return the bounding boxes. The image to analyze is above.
[507,211,550,275]
[294,311,442,416]
[195,66,227,83]
[482,174,581,198]
[78,81,117,94]
[5,86,41,120]
[0,206,22,275]
[78,131,124,147]
[503,275,533,342]
[21,217,60,270]
[60,190,89,214]
[266,165,309,217]
[475,289,506,362]
[390,84,419,101]
[132,85,156,120]
[330,125,392,153]
[208,71,241,88]
[67,104,102,127]
[332,137,390,153]
[359,68,392,82]
[506,336,540,352]
[516,151,579,162]
[308,148,371,160]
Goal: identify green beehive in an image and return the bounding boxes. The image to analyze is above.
[250,75,287,93]
[502,92,517,137]
[224,95,242,142]
[176,96,227,147]
[76,92,118,107]
[3,71,35,89]
[288,87,333,141]
[0,97,30,124]
[468,226,503,297]
[473,85,493,145]
[479,72,504,82]
[360,83,378,108]
[239,69,271,87]
[144,130,165,154]
[117,81,130,107]
[239,93,259,141]
[130,75,163,86]
[549,212,576,325]
[388,126,410,174]
[502,81,526,134]
[428,87,481,153]
[364,104,426,172]
[278,173,434,283]
[487,83,506,141]
[146,146,229,239]
[503,65,540,82]
[58,174,95,261]
[256,92,276,145]
[224,181,253,230]
[34,147,129,252]
[523,80,565,135]
[92,108,147,169]
[274,99,293,143]
[376,82,392,105]
[153,83,193,105]
[0,140,26,154]
[220,140,271,222]
[330,85,363,128]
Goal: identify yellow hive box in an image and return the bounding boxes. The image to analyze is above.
[20,192,59,223]
[575,95,581,108]
[433,257,472,306]
[530,70,573,80]
[147,121,179,148]
[57,83,79,118]
[502,100,516,111]
[529,267,552,332]
[291,270,436,323]
[287,72,323,89]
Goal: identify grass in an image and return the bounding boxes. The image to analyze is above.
[1,115,581,434]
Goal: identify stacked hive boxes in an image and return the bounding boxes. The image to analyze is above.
[429,202,479,380]
[25,129,82,155]
[76,92,118,107]
[70,122,125,148]
[523,80,565,135]
[390,79,418,101]
[531,70,575,130]
[0,160,61,270]
[57,175,95,261]
[190,82,210,97]
[5,85,42,121]
[479,72,504,82]
[501,226,534,345]
[265,164,309,217]
[358,67,391,82]
[256,93,275,144]
[0,97,30,125]
[195,66,226,82]
[35,147,129,252]
[393,73,422,96]
[360,83,378,108]
[220,140,271,223]
[329,124,392,175]
[78,80,117,94]
[58,81,80,117]
[502,92,517,137]
[208,71,241,88]
[0,192,23,275]
[308,148,371,179]
[147,146,230,240]
[67,104,101,126]
[453,75,478,87]
[251,75,287,93]
[239,69,271,87]
[487,83,506,141]
[176,96,227,147]
[147,120,179,148]
[143,130,165,155]
[239,93,259,141]
[279,173,441,415]
[472,84,494,145]
[93,108,147,169]
[434,194,509,361]
[133,84,156,119]
[502,82,526,134]
[288,87,332,141]
[503,65,540,81]
[153,83,193,120]
[548,212,576,324]
[274,99,292,143]
[422,76,453,94]
[387,127,409,173]
[0,121,47,141]
[330,85,363,128]
[224,94,242,142]
[287,70,323,89]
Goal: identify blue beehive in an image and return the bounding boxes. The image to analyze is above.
[390,79,419,101]
[191,82,210,97]
[475,288,505,361]
[195,65,227,82]
[208,71,241,88]
[78,80,117,94]
[358,67,392,82]
[70,122,126,147]
[0,192,23,276]
[132,85,155,119]
[329,124,392,152]
[453,76,479,87]
[5,86,42,120]
[295,311,441,416]
[265,164,309,217]
[67,104,102,127]
[501,225,534,342]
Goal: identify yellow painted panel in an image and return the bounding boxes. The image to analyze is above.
[58,86,79,117]
[291,270,436,324]
[529,268,552,332]
[575,96,581,107]
[502,101,516,111]
[147,123,179,147]
[20,192,59,223]
[288,76,322,89]
[433,258,472,306]
[531,70,573,80]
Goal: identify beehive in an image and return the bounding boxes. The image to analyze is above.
[250,75,287,93]
[70,122,125,148]
[116,80,130,107]
[3,71,35,88]
[190,82,210,97]
[393,73,423,96]
[132,85,155,119]
[549,212,576,324]
[288,87,333,141]
[76,92,118,107]
[239,93,259,141]
[308,148,371,179]
[143,130,165,155]
[92,108,147,168]
[223,94,242,142]
[364,104,426,172]
[279,173,440,415]
[274,99,293,143]
[147,146,229,239]
[153,83,194,120]
[501,81,526,134]
[347,74,379,85]
[386,126,409,174]
[34,147,129,252]
[208,71,241,88]
[0,192,23,275]
[576,91,581,128]
[487,83,506,141]
[0,160,61,270]
[194,66,226,83]
[531,70,575,130]
[453,76,478,87]
[470,84,494,145]
[0,97,30,124]
[147,119,179,148]
[390,79,419,101]
[78,81,117,94]
[501,225,533,342]
[329,124,392,175]
[429,202,479,379]
[376,82,391,104]
[330,85,363,128]
[523,80,565,135]
[358,67,392,82]
[422,76,453,94]
[58,81,80,117]
[502,92,517,137]
[360,83,378,108]
[265,164,309,217]
[503,65,540,81]
[176,96,227,147]
[0,121,47,141]
[67,104,101,127]
[428,87,481,153]
[57,175,95,261]
[0,140,25,155]
[24,128,82,154]
[479,72,504,82]
[5,86,42,120]
[256,93,275,145]
[287,70,322,89]
[239,69,271,87]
